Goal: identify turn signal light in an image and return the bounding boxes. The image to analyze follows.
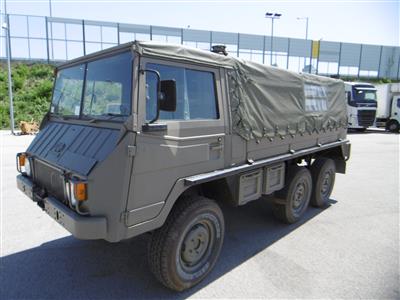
[19,154,26,167]
[73,182,87,201]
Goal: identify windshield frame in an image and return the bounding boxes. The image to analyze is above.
[49,49,134,123]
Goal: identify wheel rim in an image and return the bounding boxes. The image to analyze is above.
[179,219,215,273]
[389,123,397,131]
[320,170,333,197]
[291,178,309,215]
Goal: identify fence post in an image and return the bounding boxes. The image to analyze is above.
[337,42,342,77]
[45,16,50,63]
[150,25,153,40]
[82,19,86,55]
[377,46,383,79]
[5,14,15,134]
[316,41,320,75]
[180,28,183,44]
[286,38,290,70]
[357,44,363,78]
[117,23,120,45]
[236,33,240,57]
[262,35,266,64]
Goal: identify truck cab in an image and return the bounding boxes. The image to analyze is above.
[344,82,377,131]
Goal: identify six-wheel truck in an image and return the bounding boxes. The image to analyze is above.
[16,41,351,291]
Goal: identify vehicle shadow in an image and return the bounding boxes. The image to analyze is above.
[1,199,335,299]
[347,128,399,135]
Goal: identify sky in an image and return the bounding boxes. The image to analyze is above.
[0,0,399,47]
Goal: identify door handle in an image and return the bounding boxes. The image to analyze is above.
[209,143,223,151]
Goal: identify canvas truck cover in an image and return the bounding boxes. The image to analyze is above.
[133,41,347,140]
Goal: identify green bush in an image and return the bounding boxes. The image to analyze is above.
[0,63,55,129]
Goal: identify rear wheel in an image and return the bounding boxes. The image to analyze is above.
[273,166,312,224]
[309,158,336,208]
[386,120,400,133]
[148,196,225,291]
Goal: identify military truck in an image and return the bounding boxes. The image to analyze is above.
[16,41,350,291]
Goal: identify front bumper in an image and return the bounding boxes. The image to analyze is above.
[17,174,107,240]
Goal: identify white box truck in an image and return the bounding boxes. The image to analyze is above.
[375,83,400,132]
[344,82,377,131]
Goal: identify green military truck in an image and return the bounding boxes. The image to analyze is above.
[16,41,350,291]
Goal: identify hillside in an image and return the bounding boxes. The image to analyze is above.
[0,63,54,129]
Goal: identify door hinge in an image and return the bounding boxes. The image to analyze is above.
[128,145,137,157]
[120,211,129,225]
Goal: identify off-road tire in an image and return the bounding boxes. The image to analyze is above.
[309,158,336,208]
[148,196,225,291]
[273,166,312,224]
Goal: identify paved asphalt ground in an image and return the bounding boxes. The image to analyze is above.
[0,129,398,299]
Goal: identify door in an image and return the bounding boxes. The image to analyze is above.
[125,58,226,226]
[392,96,400,122]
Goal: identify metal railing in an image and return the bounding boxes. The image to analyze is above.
[1,13,399,79]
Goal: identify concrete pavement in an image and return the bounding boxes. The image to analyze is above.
[0,130,398,299]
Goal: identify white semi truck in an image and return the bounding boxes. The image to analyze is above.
[344,82,377,131]
[375,83,400,132]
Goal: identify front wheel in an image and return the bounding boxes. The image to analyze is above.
[386,120,400,133]
[148,196,225,291]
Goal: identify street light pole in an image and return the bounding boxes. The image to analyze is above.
[3,0,15,134]
[265,12,281,66]
[297,17,309,71]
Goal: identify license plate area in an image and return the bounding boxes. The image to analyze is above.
[44,201,67,227]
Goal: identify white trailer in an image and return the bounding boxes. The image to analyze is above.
[344,82,377,131]
[375,83,400,132]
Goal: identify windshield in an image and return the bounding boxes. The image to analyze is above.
[352,87,377,102]
[51,51,133,120]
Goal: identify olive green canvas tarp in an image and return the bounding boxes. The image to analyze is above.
[133,41,347,140]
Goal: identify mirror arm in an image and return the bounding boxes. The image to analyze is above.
[140,69,162,124]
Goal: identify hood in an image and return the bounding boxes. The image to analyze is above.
[27,122,119,176]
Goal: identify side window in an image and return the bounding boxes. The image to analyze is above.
[146,63,219,121]
[397,98,400,108]
[304,84,328,112]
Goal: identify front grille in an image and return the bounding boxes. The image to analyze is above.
[33,160,67,205]
[357,110,376,127]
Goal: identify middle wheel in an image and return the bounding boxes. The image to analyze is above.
[273,165,312,224]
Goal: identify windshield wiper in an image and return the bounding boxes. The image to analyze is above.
[101,113,129,120]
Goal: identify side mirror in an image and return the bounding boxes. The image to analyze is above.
[160,80,177,112]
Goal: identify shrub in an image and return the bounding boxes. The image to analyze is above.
[0,62,55,129]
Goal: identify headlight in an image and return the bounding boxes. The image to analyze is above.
[25,158,32,177]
